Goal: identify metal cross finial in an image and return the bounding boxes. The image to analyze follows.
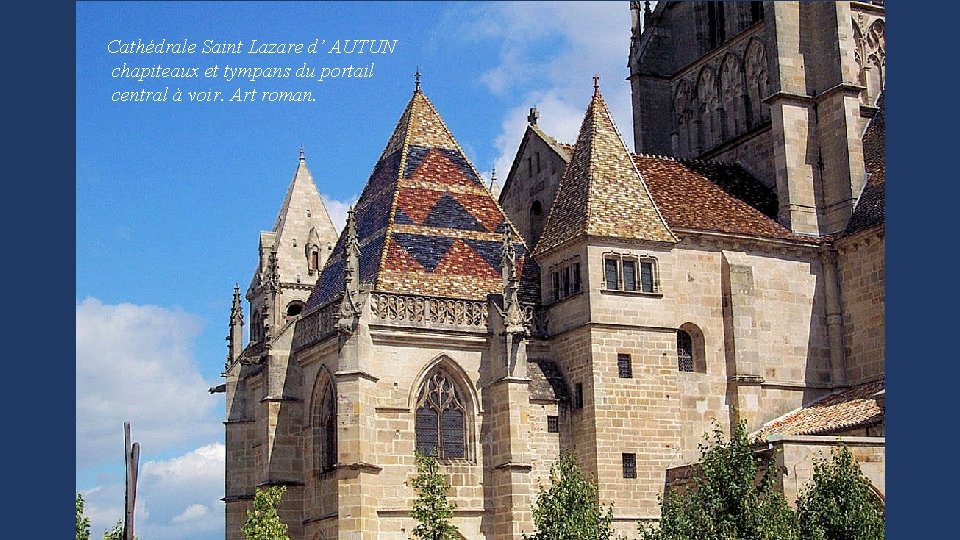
[415,67,421,93]
[299,145,305,162]
[527,107,539,125]
[593,75,600,96]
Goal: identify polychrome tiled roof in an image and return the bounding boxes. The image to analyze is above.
[753,379,885,439]
[844,93,885,236]
[306,89,529,308]
[634,155,816,242]
[534,86,677,257]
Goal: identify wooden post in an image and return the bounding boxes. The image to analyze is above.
[124,422,140,540]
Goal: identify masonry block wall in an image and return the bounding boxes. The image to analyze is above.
[837,229,884,385]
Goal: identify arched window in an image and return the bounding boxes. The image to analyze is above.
[530,200,544,241]
[312,374,337,473]
[415,368,467,459]
[677,323,706,373]
[744,39,770,126]
[286,301,305,317]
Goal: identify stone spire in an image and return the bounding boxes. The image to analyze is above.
[336,207,362,334]
[226,284,244,367]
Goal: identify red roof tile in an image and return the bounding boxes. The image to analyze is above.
[753,380,885,439]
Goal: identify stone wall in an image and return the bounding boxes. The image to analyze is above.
[837,228,885,385]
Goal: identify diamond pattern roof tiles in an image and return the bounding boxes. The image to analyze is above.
[306,89,531,308]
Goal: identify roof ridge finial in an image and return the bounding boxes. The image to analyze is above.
[593,75,600,97]
[299,145,305,162]
[490,166,498,191]
[527,107,539,125]
[415,67,421,93]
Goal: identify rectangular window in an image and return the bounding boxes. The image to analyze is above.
[562,266,571,298]
[528,156,533,177]
[640,261,654,293]
[617,354,633,378]
[536,151,541,173]
[547,415,559,433]
[605,258,619,290]
[622,453,637,478]
[623,260,637,292]
[552,271,561,302]
[575,383,584,410]
[571,263,581,294]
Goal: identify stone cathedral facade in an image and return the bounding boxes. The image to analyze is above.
[217,2,885,538]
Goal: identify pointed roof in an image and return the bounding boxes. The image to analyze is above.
[534,83,676,257]
[272,149,336,240]
[307,86,531,308]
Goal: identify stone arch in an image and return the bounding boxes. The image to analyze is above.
[695,66,720,151]
[677,322,707,374]
[673,79,694,156]
[864,20,885,106]
[744,38,770,126]
[408,354,479,461]
[719,53,746,138]
[309,365,337,474]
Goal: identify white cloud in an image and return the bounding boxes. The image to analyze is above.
[76,298,222,468]
[450,1,637,173]
[173,504,211,523]
[81,443,225,540]
[321,193,358,234]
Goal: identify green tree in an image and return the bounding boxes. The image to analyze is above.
[638,420,799,540]
[102,519,131,540]
[408,451,460,540]
[525,452,618,540]
[796,445,884,540]
[241,485,290,540]
[76,493,91,540]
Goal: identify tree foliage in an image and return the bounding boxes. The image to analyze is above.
[796,445,884,540]
[242,485,290,540]
[408,451,461,540]
[76,493,91,540]
[638,420,798,540]
[525,452,618,540]
[102,519,136,540]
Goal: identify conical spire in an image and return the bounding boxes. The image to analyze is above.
[307,88,528,307]
[534,80,676,256]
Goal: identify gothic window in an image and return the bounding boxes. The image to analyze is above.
[707,2,726,49]
[415,368,468,459]
[720,54,746,138]
[312,375,337,473]
[309,247,320,272]
[696,67,719,150]
[744,39,770,126]
[863,20,885,106]
[604,253,660,294]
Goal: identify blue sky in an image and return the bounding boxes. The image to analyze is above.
[76,2,638,539]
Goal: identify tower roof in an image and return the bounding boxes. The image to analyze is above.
[534,83,677,257]
[272,149,336,240]
[307,87,531,308]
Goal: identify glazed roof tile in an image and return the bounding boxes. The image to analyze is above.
[306,89,531,308]
[534,87,677,256]
[633,155,815,242]
[753,379,885,439]
[844,93,885,236]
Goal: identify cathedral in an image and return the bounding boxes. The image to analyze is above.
[216,2,886,538]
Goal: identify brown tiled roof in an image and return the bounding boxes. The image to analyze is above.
[634,155,815,242]
[528,360,569,401]
[753,379,885,439]
[844,93,885,236]
[306,90,529,307]
[534,88,677,256]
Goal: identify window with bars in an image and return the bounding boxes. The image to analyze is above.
[604,253,659,294]
[622,453,637,478]
[617,354,633,378]
[313,378,337,473]
[547,415,559,433]
[677,330,694,372]
[415,368,468,459]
